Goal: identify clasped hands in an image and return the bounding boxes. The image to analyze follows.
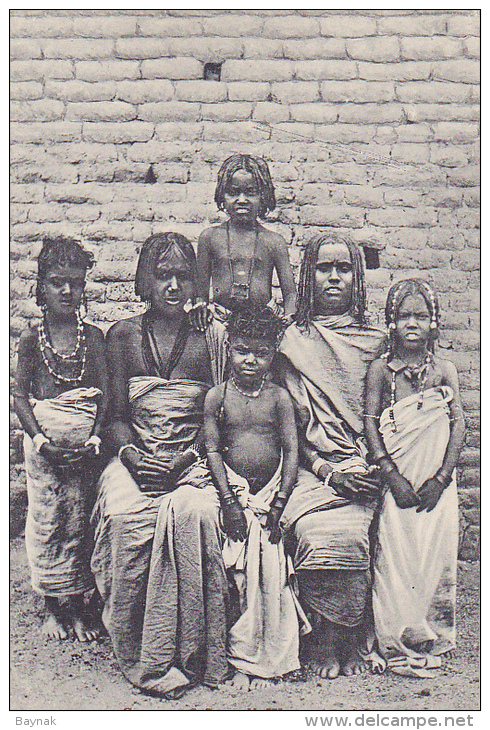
[380,468,446,513]
[120,446,191,492]
[40,440,100,476]
[221,497,283,545]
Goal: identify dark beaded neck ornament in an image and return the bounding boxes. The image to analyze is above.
[38,309,87,384]
[384,282,438,434]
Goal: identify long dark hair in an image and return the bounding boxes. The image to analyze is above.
[134,232,197,302]
[36,236,94,307]
[214,154,276,219]
[384,278,440,360]
[295,232,367,328]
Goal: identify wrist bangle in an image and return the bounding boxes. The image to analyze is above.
[33,433,49,454]
[435,470,451,487]
[118,444,139,462]
[380,458,396,474]
[312,457,328,478]
[371,449,390,465]
[221,492,236,506]
[85,435,102,455]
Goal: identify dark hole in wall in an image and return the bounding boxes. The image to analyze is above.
[145,165,157,184]
[363,247,380,270]
[204,62,222,81]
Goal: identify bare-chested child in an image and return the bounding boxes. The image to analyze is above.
[14,237,108,642]
[204,306,302,691]
[192,154,296,330]
[365,279,465,670]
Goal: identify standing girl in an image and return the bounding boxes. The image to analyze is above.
[193,154,296,328]
[364,279,465,675]
[14,236,108,642]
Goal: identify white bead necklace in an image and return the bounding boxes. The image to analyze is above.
[231,375,266,398]
[38,314,87,384]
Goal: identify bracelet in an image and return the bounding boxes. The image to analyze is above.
[371,449,390,465]
[312,457,328,478]
[221,492,236,506]
[33,433,50,454]
[187,445,201,462]
[379,457,396,474]
[85,435,102,455]
[435,470,452,488]
[118,444,139,462]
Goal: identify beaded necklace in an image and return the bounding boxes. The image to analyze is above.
[388,351,433,433]
[38,313,87,385]
[231,375,266,398]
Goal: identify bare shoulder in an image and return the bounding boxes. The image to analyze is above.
[18,322,38,349]
[259,224,287,251]
[107,315,142,343]
[368,357,388,380]
[434,355,459,382]
[267,381,292,405]
[83,321,105,343]
[204,383,224,408]
[199,224,223,246]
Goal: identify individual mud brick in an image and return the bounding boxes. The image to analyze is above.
[136,16,203,37]
[378,15,447,36]
[227,82,270,102]
[223,59,294,83]
[141,58,202,80]
[10,15,74,37]
[432,60,480,84]
[320,16,376,37]
[290,104,337,124]
[346,37,400,62]
[67,101,137,122]
[447,167,480,188]
[338,104,404,124]
[76,60,140,81]
[295,60,357,81]
[10,122,83,143]
[390,143,430,164]
[73,16,136,37]
[115,37,171,59]
[314,123,375,143]
[263,16,319,38]
[428,229,466,251]
[432,122,479,143]
[168,37,243,61]
[155,122,202,142]
[401,37,464,61]
[241,39,284,59]
[252,103,290,124]
[10,99,65,122]
[202,15,263,37]
[45,80,116,102]
[447,13,480,37]
[10,38,42,59]
[116,80,174,104]
[271,82,320,104]
[358,61,430,81]
[397,124,432,142]
[10,81,43,101]
[11,59,74,82]
[321,80,395,103]
[201,103,252,122]
[430,146,468,168]
[396,82,470,104]
[82,121,154,143]
[367,207,438,228]
[464,37,480,59]
[175,81,227,103]
[138,102,200,123]
[295,205,364,228]
[283,38,346,60]
[42,38,114,59]
[404,103,480,123]
[344,186,384,208]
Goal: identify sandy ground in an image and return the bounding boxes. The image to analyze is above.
[10,536,479,712]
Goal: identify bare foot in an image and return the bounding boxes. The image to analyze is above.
[341,627,366,676]
[342,651,367,676]
[227,671,250,692]
[308,616,341,679]
[72,614,99,642]
[250,677,275,690]
[41,611,68,640]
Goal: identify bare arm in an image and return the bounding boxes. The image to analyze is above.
[365,359,419,509]
[417,359,466,513]
[267,387,298,543]
[104,322,135,453]
[272,236,297,318]
[87,325,109,438]
[13,327,42,439]
[204,387,247,541]
[196,230,213,305]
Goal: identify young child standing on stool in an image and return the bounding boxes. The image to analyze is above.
[204,306,303,690]
[193,154,296,329]
[365,279,465,675]
[14,236,108,642]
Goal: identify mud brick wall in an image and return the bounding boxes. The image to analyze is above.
[9,9,480,557]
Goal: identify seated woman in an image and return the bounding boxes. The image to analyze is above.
[90,233,229,699]
[277,233,385,679]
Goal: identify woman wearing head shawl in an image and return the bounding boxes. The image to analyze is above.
[277,233,385,679]
[91,233,229,698]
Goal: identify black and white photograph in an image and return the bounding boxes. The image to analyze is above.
[9,7,480,719]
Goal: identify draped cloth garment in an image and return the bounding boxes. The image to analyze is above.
[373,387,458,676]
[24,387,101,597]
[278,315,385,626]
[91,323,229,696]
[221,459,303,678]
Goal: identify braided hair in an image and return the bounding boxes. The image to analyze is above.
[295,232,367,329]
[227,304,286,350]
[214,154,276,219]
[36,236,94,307]
[384,278,440,361]
[135,232,197,302]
